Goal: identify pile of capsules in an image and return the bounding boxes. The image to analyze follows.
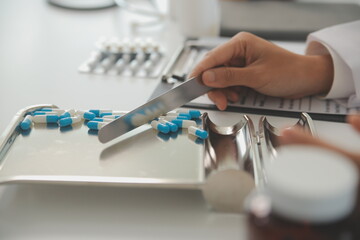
[19,108,209,140]
[78,37,163,77]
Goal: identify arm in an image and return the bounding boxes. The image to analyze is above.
[306,20,360,106]
[190,32,333,110]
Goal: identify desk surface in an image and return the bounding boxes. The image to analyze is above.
[0,1,360,239]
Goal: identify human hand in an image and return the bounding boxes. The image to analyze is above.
[279,114,360,168]
[190,32,334,110]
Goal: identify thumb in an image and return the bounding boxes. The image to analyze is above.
[202,66,254,88]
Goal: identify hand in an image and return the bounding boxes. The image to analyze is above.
[190,32,334,110]
[279,114,360,169]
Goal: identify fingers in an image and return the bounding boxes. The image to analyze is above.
[280,127,360,167]
[347,114,360,133]
[208,90,227,111]
[202,66,256,89]
[207,88,240,111]
[190,32,250,78]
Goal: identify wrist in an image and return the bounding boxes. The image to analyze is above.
[303,54,334,96]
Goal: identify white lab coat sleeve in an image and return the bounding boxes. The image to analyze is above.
[305,20,360,107]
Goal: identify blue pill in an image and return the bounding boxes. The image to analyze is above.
[20,116,33,130]
[87,121,107,130]
[188,110,201,119]
[177,113,192,119]
[89,110,100,117]
[59,116,81,127]
[100,112,112,117]
[60,112,71,119]
[160,119,178,132]
[46,115,59,123]
[89,110,112,117]
[33,111,48,116]
[171,119,196,128]
[59,117,72,127]
[188,126,208,139]
[151,120,170,134]
[38,108,53,112]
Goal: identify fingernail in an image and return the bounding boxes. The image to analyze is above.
[204,70,215,82]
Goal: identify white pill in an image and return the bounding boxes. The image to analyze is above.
[171,119,197,128]
[188,126,208,139]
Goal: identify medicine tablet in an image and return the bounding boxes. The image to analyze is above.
[20,115,33,130]
[151,120,170,134]
[159,119,178,132]
[33,114,59,123]
[89,110,112,117]
[99,111,123,117]
[77,110,96,120]
[87,121,108,130]
[166,112,191,120]
[59,116,81,127]
[92,117,113,122]
[177,110,201,119]
[188,126,208,139]
[60,109,76,119]
[103,115,121,119]
[32,111,62,116]
[171,119,197,128]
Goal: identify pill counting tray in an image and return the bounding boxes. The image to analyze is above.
[0,105,315,195]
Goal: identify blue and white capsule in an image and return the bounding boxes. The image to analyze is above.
[188,126,208,139]
[103,115,121,119]
[37,108,54,112]
[87,121,108,130]
[171,119,197,128]
[159,119,178,132]
[91,117,113,122]
[177,110,201,119]
[32,114,59,123]
[60,109,76,119]
[59,116,81,127]
[166,112,192,120]
[20,115,33,130]
[32,110,64,116]
[89,109,112,117]
[77,110,96,120]
[150,120,170,134]
[99,111,123,117]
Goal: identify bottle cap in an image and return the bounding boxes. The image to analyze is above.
[266,145,359,223]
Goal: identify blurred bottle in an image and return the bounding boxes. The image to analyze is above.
[169,0,221,38]
[246,145,360,240]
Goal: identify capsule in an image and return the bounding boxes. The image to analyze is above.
[32,111,62,116]
[59,116,81,127]
[159,119,178,132]
[37,108,55,112]
[151,120,170,134]
[20,115,33,130]
[38,108,65,113]
[177,110,201,119]
[33,114,59,123]
[87,121,108,130]
[167,112,192,119]
[91,117,113,122]
[89,109,112,117]
[103,115,121,119]
[60,109,76,119]
[77,110,96,120]
[171,119,197,128]
[188,126,208,139]
[99,111,123,117]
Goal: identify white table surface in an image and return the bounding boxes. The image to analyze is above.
[0,1,360,239]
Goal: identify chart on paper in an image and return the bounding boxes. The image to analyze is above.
[190,87,356,116]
